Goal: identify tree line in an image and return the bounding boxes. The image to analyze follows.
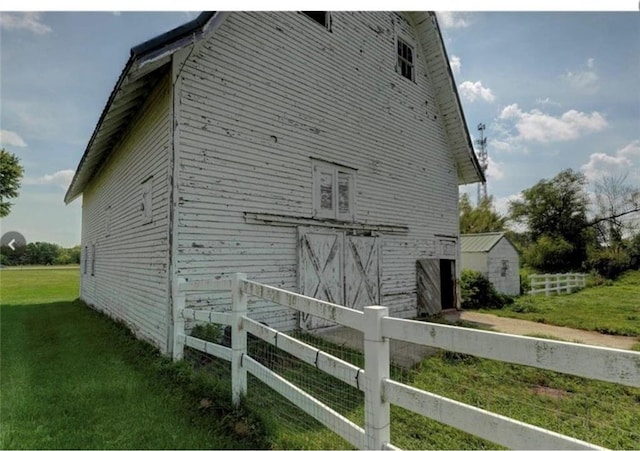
[0,242,81,266]
[461,169,640,279]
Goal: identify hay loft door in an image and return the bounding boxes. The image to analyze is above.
[298,227,380,329]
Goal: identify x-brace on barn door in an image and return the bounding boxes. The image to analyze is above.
[298,227,381,329]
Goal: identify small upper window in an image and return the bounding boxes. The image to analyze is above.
[302,12,330,30]
[501,260,509,277]
[397,38,414,81]
[313,161,355,221]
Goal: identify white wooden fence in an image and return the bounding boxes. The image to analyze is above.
[528,272,587,295]
[173,273,639,450]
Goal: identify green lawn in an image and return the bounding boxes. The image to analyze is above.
[250,333,639,450]
[483,270,640,336]
[0,267,264,449]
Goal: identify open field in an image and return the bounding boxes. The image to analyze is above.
[482,270,640,337]
[2,267,638,449]
[0,267,263,449]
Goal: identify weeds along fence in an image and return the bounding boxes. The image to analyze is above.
[528,273,587,295]
[173,273,639,450]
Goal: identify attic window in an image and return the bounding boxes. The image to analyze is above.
[397,38,414,81]
[312,160,356,221]
[302,12,330,29]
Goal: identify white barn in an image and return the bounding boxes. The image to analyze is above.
[460,233,520,296]
[65,11,484,354]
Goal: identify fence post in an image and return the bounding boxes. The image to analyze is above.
[231,272,248,407]
[172,277,186,361]
[364,306,391,450]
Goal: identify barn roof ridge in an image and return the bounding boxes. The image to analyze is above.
[65,11,484,204]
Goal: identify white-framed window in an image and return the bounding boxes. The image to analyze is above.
[312,160,356,221]
[396,37,414,81]
[141,177,153,225]
[301,11,331,30]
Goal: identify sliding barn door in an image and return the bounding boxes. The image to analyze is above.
[344,235,381,309]
[298,228,343,329]
[299,228,382,329]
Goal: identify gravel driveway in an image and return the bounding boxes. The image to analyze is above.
[445,311,639,350]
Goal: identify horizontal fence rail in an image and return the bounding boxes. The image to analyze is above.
[243,354,366,449]
[528,273,587,295]
[382,316,640,387]
[384,379,602,450]
[172,273,639,450]
[243,317,365,391]
[241,280,365,331]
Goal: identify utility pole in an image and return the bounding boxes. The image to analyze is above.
[476,123,488,205]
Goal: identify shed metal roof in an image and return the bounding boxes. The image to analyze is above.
[460,232,507,253]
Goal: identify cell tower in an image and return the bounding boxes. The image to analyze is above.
[476,123,488,205]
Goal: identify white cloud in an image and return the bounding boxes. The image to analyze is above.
[449,55,461,75]
[582,140,640,182]
[0,129,27,148]
[618,140,640,158]
[564,58,599,93]
[498,103,608,143]
[459,81,495,103]
[26,169,75,190]
[535,97,561,107]
[485,156,505,181]
[0,12,52,34]
[494,193,523,216]
[437,12,472,29]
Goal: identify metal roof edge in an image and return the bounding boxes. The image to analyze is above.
[65,12,217,204]
[427,12,485,185]
[131,12,215,57]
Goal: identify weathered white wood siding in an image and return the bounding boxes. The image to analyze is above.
[175,12,461,327]
[81,74,172,350]
[486,238,520,296]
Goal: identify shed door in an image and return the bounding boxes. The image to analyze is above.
[344,235,381,309]
[299,228,343,329]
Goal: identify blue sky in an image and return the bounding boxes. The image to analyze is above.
[0,10,638,247]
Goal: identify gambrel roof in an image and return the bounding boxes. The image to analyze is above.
[64,11,484,204]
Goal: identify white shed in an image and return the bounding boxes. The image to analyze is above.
[65,11,484,354]
[461,233,520,296]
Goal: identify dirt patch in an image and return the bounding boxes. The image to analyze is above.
[531,386,569,399]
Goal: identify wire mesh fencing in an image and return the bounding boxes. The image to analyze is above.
[183,302,640,450]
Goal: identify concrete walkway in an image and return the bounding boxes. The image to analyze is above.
[444,310,639,350]
[313,311,638,369]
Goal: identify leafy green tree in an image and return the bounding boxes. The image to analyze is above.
[459,193,507,234]
[25,242,61,265]
[0,148,25,217]
[509,169,590,272]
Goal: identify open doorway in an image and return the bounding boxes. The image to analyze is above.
[439,259,456,310]
[417,258,457,315]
